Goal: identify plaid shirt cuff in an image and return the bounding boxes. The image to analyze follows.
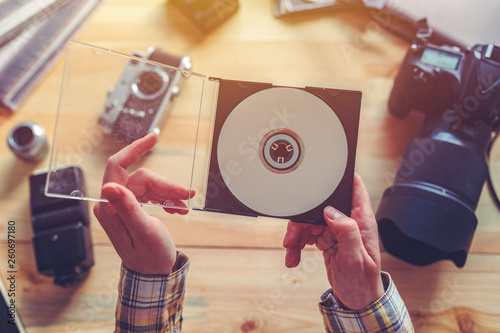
[319,272,414,333]
[115,251,190,333]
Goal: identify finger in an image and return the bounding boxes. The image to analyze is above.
[316,228,337,252]
[283,221,324,247]
[324,206,363,250]
[164,207,190,215]
[101,182,152,235]
[93,201,126,238]
[127,168,194,202]
[283,221,304,248]
[306,234,317,245]
[350,173,381,260]
[285,245,302,268]
[283,220,326,267]
[102,132,157,186]
[162,199,190,215]
[284,221,309,268]
[351,173,377,230]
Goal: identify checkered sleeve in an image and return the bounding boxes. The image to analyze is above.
[115,251,190,333]
[319,272,414,333]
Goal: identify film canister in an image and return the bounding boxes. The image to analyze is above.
[7,121,49,163]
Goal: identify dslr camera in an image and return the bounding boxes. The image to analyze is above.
[376,23,500,268]
[29,166,94,286]
[99,47,191,143]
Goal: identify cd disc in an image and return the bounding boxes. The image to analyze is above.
[217,87,348,217]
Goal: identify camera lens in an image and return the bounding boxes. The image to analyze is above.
[138,71,163,95]
[12,126,34,146]
[132,69,169,99]
[7,121,49,163]
[376,122,490,268]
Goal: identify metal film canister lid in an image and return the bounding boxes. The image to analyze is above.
[7,121,49,163]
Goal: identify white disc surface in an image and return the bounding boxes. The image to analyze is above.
[217,87,348,217]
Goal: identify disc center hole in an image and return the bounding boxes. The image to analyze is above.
[259,129,304,174]
[269,139,295,164]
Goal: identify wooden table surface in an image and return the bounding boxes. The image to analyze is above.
[1,0,500,332]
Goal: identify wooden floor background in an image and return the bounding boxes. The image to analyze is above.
[1,0,500,332]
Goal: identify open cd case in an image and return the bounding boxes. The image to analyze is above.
[46,41,361,225]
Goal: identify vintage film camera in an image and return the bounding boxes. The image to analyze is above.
[99,47,191,143]
[29,166,94,286]
[376,22,500,267]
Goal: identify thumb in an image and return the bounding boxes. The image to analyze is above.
[323,206,363,250]
[101,183,150,230]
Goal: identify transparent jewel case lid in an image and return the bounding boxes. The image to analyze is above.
[46,41,218,210]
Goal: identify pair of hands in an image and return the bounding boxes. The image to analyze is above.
[94,133,384,309]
